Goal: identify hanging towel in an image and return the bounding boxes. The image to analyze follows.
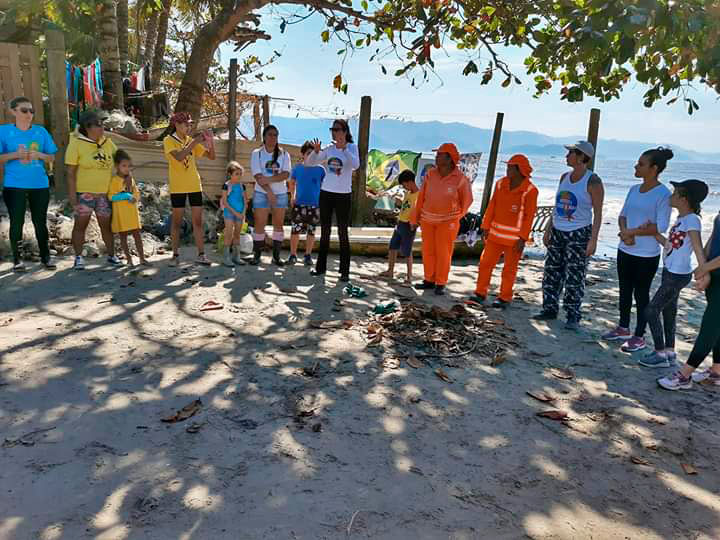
[83,68,92,104]
[136,67,146,91]
[74,66,82,104]
[95,58,103,95]
[66,61,72,101]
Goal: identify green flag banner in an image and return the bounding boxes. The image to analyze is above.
[366,150,421,192]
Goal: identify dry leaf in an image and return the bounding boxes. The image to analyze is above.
[681,463,698,475]
[536,410,568,421]
[490,352,507,367]
[631,456,651,466]
[162,399,202,423]
[1,318,14,327]
[406,355,423,369]
[526,391,555,403]
[550,368,575,380]
[434,368,452,383]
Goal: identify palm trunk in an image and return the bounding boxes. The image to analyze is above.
[99,0,124,109]
[140,9,159,66]
[134,0,143,64]
[151,0,172,90]
[117,0,129,75]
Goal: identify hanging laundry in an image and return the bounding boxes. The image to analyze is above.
[136,66,146,92]
[65,61,72,102]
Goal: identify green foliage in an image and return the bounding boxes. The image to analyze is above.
[326,0,720,112]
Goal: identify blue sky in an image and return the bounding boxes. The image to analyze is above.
[218,9,720,153]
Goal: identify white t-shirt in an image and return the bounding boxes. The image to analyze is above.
[619,183,672,258]
[251,147,291,195]
[664,213,702,275]
[306,143,360,194]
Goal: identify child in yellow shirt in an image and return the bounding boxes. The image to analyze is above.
[380,170,419,284]
[108,150,148,266]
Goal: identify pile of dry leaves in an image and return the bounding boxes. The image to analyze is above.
[361,301,519,367]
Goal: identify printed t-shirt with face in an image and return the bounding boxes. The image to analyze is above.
[397,191,419,223]
[251,147,291,195]
[163,134,206,194]
[306,144,360,194]
[0,124,58,189]
[65,134,117,193]
[663,213,702,275]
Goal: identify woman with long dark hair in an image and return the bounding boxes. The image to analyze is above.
[0,96,57,272]
[249,124,291,265]
[307,119,360,281]
[163,111,216,266]
[65,110,119,269]
[603,147,673,352]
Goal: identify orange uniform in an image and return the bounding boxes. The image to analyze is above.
[411,165,473,286]
[475,157,538,302]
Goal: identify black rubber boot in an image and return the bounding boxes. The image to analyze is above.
[272,240,285,266]
[249,241,263,265]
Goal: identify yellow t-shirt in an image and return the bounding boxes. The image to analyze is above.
[163,134,206,194]
[64,134,117,193]
[398,190,419,222]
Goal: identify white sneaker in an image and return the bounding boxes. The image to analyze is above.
[657,371,692,391]
[107,255,123,266]
[691,370,720,385]
[73,256,85,270]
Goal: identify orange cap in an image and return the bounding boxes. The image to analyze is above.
[505,154,533,178]
[436,143,460,164]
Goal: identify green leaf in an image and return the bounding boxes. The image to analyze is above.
[321,30,330,42]
[462,60,478,76]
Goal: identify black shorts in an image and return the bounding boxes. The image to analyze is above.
[389,221,417,257]
[171,191,203,208]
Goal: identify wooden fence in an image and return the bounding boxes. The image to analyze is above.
[0,42,44,124]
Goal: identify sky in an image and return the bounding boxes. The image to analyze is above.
[217,8,720,153]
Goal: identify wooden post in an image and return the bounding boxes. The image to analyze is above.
[262,94,270,130]
[352,95,372,226]
[227,58,238,161]
[45,27,70,198]
[587,108,601,170]
[480,112,504,218]
[253,98,261,141]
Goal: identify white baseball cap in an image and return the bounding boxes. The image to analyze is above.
[564,140,595,158]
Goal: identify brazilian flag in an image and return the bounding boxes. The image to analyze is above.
[366,150,421,192]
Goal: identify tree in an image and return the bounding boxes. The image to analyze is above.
[98,0,124,109]
[140,5,159,65]
[117,0,129,75]
[150,0,171,89]
[171,0,720,120]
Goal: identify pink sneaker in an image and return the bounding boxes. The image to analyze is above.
[621,336,646,352]
[602,326,632,341]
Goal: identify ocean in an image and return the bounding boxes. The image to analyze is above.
[468,154,720,259]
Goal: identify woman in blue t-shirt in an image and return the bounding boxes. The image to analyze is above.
[0,96,58,272]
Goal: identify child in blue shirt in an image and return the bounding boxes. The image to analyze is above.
[221,161,247,266]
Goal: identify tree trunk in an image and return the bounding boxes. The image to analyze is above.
[140,8,159,66]
[99,0,124,110]
[151,0,172,90]
[134,0,143,64]
[117,0,129,75]
[175,5,264,119]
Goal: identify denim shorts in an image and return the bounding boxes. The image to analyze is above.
[389,221,417,257]
[253,190,289,209]
[223,208,245,223]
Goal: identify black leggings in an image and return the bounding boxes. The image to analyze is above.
[617,249,660,337]
[688,276,720,368]
[645,269,691,351]
[2,187,50,262]
[316,190,351,275]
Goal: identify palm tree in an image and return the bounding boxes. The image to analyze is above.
[98,0,124,109]
[151,0,172,89]
[117,0,129,75]
[140,7,159,66]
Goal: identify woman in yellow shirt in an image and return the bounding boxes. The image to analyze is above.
[65,111,119,270]
[163,111,216,266]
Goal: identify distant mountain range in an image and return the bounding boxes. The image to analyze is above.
[268,116,720,164]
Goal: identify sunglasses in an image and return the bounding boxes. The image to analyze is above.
[330,127,344,133]
[17,107,34,114]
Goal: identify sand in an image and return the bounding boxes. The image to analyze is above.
[1,250,719,540]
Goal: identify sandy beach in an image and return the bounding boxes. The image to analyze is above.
[1,249,719,540]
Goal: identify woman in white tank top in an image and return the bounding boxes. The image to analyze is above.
[534,140,605,329]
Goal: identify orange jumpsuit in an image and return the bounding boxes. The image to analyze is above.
[475,176,538,301]
[410,167,473,286]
